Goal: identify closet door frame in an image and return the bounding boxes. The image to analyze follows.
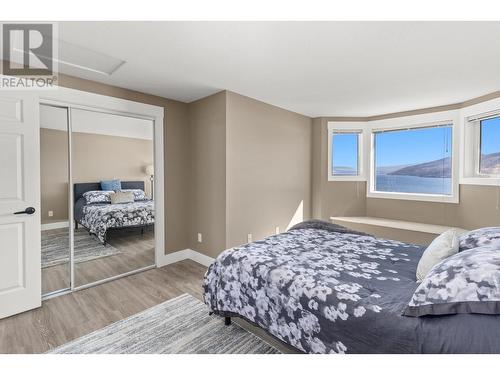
[39,87,165,295]
[40,103,72,299]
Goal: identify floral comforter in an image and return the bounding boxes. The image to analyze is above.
[80,200,154,243]
[203,220,500,354]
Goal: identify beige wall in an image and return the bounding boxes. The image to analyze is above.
[55,77,313,259]
[187,92,227,257]
[225,91,312,248]
[72,132,153,188]
[58,74,190,254]
[366,184,500,230]
[312,116,500,244]
[40,128,69,223]
[40,128,154,224]
[186,91,312,257]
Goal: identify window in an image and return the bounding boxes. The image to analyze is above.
[330,132,360,177]
[479,116,500,175]
[373,125,453,196]
[462,109,500,185]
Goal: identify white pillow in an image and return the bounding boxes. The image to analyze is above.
[416,228,460,282]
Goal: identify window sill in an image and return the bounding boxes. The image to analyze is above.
[366,190,459,204]
[328,176,367,182]
[330,216,467,235]
[460,177,500,186]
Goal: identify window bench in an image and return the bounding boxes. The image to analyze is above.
[330,216,467,245]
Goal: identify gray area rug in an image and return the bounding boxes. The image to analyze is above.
[41,228,122,268]
[49,294,279,354]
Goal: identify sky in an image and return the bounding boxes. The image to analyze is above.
[332,133,358,172]
[375,126,453,167]
[332,126,454,170]
[332,119,500,170]
[481,116,500,155]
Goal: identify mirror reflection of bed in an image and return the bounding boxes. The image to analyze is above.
[40,104,155,295]
[42,181,155,292]
[73,180,155,287]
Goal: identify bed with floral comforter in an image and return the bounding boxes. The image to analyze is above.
[203,220,500,354]
[75,198,154,243]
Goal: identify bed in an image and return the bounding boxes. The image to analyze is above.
[74,181,154,245]
[203,220,500,354]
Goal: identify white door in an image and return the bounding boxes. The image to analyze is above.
[0,92,41,319]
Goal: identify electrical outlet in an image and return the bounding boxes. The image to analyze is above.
[247,233,253,243]
[275,226,280,234]
[197,233,202,243]
[48,210,53,217]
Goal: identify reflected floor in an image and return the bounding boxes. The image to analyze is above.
[42,227,155,295]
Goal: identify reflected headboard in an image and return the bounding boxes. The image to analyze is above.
[73,181,145,203]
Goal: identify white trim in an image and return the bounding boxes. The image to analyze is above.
[157,249,192,267]
[39,87,163,121]
[72,265,156,292]
[330,216,467,235]
[367,110,460,204]
[38,86,165,290]
[460,99,500,186]
[68,107,75,290]
[327,121,368,182]
[189,250,216,267]
[157,249,215,268]
[460,178,500,186]
[41,221,69,231]
[366,190,459,204]
[40,104,154,140]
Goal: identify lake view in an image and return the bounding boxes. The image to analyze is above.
[375,174,451,195]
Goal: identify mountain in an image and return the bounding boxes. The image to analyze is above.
[388,157,451,178]
[480,152,500,174]
[383,152,500,178]
[376,163,415,175]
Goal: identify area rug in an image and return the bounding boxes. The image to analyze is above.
[48,294,279,354]
[41,228,122,268]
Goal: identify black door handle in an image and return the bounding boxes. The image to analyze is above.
[14,207,36,215]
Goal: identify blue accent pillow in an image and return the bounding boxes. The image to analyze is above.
[100,179,122,191]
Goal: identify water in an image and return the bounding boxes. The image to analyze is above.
[376,174,451,195]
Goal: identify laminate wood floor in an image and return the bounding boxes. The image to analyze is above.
[42,227,155,294]
[2,260,205,353]
[2,259,292,354]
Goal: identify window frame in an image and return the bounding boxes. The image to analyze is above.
[367,112,460,203]
[327,122,367,182]
[476,114,500,177]
[461,100,500,186]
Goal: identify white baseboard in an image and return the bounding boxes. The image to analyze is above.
[188,250,215,267]
[41,221,70,231]
[157,248,215,268]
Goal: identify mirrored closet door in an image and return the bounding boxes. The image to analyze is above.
[40,103,156,297]
[40,104,71,296]
[71,108,155,288]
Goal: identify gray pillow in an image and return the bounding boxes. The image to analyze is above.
[110,191,134,204]
[121,189,147,201]
[404,246,500,317]
[459,227,500,252]
[416,229,459,282]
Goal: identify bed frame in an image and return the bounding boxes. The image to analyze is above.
[73,181,153,245]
